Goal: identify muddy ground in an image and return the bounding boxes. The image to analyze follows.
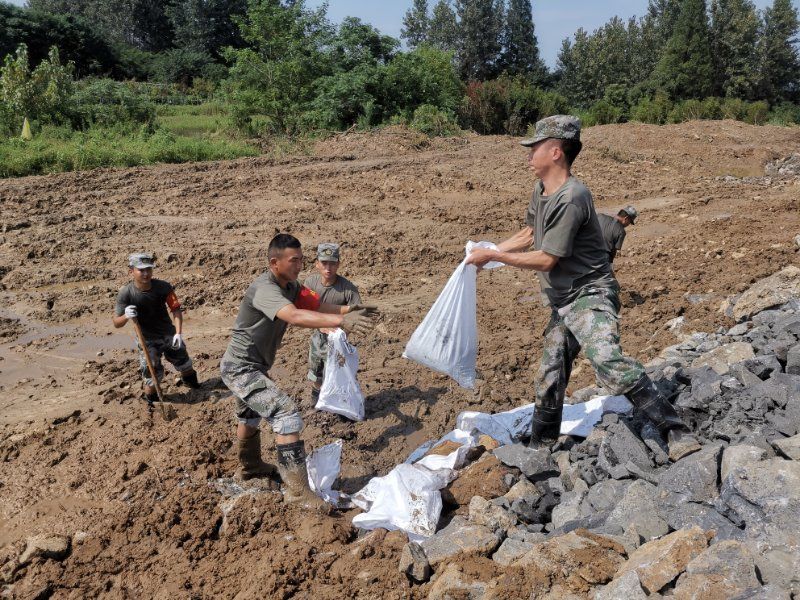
[0,120,799,598]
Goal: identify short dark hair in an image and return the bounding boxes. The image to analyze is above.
[558,139,582,166]
[268,233,301,259]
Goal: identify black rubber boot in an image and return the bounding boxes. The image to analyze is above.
[528,406,562,450]
[237,430,280,487]
[310,387,320,404]
[145,391,158,410]
[276,441,332,514]
[181,369,201,389]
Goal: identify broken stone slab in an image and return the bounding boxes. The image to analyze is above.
[550,479,591,530]
[614,526,711,594]
[469,495,518,533]
[506,526,546,544]
[668,432,703,462]
[772,433,800,459]
[729,363,763,387]
[672,540,760,600]
[732,265,800,321]
[742,354,783,379]
[398,542,430,583]
[493,444,559,481]
[691,342,755,375]
[492,537,535,566]
[502,475,541,505]
[605,480,670,541]
[727,323,750,337]
[788,344,800,376]
[420,515,502,568]
[596,422,653,477]
[585,479,631,513]
[657,444,722,505]
[593,570,649,600]
[656,499,743,542]
[18,534,71,565]
[427,563,490,600]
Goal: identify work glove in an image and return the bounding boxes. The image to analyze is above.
[172,333,184,349]
[349,303,379,316]
[124,305,138,319]
[342,308,375,335]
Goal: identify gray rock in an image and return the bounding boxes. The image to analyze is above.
[503,478,540,504]
[493,444,559,481]
[506,526,546,544]
[727,323,750,337]
[492,537,535,566]
[550,480,591,529]
[721,445,768,480]
[657,498,743,541]
[468,496,518,533]
[420,516,502,567]
[729,363,763,387]
[606,480,670,541]
[657,444,722,504]
[596,422,653,478]
[742,355,783,379]
[427,563,488,600]
[733,266,800,321]
[772,433,800,459]
[691,342,756,375]
[593,570,648,600]
[398,542,430,583]
[640,421,670,466]
[586,479,631,513]
[730,585,791,600]
[788,344,800,376]
[673,540,760,600]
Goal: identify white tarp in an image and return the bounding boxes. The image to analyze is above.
[403,241,504,389]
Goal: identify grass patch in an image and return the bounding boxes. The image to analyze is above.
[0,124,258,178]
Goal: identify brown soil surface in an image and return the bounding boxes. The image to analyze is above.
[0,120,799,598]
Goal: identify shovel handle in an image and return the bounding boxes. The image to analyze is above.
[130,317,170,420]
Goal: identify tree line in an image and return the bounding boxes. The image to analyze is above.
[1,0,799,137]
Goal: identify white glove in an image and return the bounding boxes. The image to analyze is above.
[124,305,137,319]
[172,333,184,349]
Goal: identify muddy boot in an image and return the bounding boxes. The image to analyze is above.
[310,386,320,404]
[181,369,201,389]
[625,375,701,461]
[237,431,280,487]
[144,391,158,411]
[527,406,562,450]
[276,441,332,514]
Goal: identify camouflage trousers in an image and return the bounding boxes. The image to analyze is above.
[137,336,192,387]
[535,288,645,413]
[307,331,328,384]
[219,360,303,435]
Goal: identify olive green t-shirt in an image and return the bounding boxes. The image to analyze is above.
[524,176,617,308]
[115,279,176,340]
[597,212,627,259]
[222,272,300,370]
[303,272,361,307]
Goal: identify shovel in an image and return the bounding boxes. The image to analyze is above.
[131,317,177,421]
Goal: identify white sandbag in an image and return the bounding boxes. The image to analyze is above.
[351,463,452,542]
[316,329,364,421]
[456,395,634,444]
[403,241,504,389]
[306,439,351,508]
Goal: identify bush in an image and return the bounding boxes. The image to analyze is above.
[668,99,704,123]
[586,99,623,126]
[720,97,747,120]
[700,97,722,120]
[745,101,769,125]
[769,102,800,125]
[409,104,461,136]
[71,79,156,129]
[630,92,672,124]
[149,49,213,86]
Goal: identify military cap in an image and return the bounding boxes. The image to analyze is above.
[317,243,340,262]
[128,252,156,269]
[620,205,638,224]
[520,115,582,147]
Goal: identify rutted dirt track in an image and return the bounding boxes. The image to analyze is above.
[0,120,799,598]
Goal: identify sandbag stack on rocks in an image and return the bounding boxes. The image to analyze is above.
[400,271,800,599]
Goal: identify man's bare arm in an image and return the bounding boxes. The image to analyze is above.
[496,226,534,252]
[466,247,558,272]
[276,304,344,329]
[317,302,349,315]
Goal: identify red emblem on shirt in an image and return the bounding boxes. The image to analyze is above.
[295,287,321,311]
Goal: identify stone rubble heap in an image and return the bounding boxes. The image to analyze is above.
[400,268,800,599]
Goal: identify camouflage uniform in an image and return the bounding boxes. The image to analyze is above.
[138,336,192,387]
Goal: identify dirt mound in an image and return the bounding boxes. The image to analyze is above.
[1,120,799,597]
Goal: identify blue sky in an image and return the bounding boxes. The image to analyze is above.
[7,0,794,66]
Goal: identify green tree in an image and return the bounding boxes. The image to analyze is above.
[455,0,504,80]
[556,28,598,107]
[382,45,462,118]
[428,0,459,53]
[500,0,546,81]
[646,0,683,46]
[650,0,714,99]
[710,0,760,98]
[167,0,248,58]
[757,0,800,102]
[401,0,430,49]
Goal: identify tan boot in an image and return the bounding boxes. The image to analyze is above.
[237,431,280,488]
[276,441,332,514]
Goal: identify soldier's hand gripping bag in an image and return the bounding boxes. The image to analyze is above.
[403,242,503,389]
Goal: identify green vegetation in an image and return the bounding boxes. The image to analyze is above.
[0,0,799,178]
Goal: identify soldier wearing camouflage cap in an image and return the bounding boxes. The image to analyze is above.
[597,205,638,264]
[112,252,201,409]
[467,115,696,459]
[304,243,362,404]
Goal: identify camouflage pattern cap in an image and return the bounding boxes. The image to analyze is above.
[621,205,638,224]
[129,252,156,269]
[317,242,340,262]
[520,115,582,147]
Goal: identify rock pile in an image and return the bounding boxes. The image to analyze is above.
[400,276,800,598]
